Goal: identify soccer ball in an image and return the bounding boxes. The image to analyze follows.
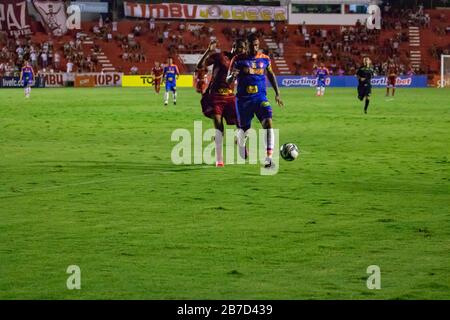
[280,143,299,161]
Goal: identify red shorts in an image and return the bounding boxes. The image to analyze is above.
[388,76,397,87]
[201,93,237,125]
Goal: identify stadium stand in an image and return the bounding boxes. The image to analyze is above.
[1,4,449,79]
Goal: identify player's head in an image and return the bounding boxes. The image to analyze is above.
[167,57,173,65]
[24,60,30,66]
[232,39,247,56]
[155,61,160,67]
[247,33,259,56]
[363,57,371,67]
[320,62,325,68]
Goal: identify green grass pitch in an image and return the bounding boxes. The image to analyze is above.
[0,87,449,299]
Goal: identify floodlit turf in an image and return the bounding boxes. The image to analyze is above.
[0,87,449,299]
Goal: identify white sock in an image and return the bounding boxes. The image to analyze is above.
[236,129,247,159]
[265,128,274,157]
[164,92,169,103]
[321,87,325,95]
[173,92,177,102]
[215,129,223,163]
[316,87,321,95]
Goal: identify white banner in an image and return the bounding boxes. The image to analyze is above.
[123,2,287,21]
[32,0,68,36]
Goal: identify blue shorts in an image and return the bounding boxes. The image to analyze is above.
[23,78,32,87]
[235,94,272,130]
[165,82,176,92]
[317,79,326,87]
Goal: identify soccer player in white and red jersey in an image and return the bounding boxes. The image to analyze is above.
[196,39,247,167]
[20,61,35,98]
[151,61,163,94]
[386,62,398,97]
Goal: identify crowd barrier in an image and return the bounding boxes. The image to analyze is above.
[275,76,428,88]
[0,74,429,88]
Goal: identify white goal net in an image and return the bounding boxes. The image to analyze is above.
[440,55,450,88]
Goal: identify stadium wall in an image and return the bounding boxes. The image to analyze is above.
[0,75,428,88]
[275,76,429,88]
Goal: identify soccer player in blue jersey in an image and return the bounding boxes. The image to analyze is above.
[315,62,329,96]
[227,33,284,169]
[20,61,35,99]
[163,57,180,106]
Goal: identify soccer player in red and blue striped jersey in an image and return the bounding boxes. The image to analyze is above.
[20,61,35,99]
[315,63,329,96]
[163,57,179,106]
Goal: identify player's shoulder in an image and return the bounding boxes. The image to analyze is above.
[255,52,271,60]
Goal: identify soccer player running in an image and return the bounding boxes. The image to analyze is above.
[196,39,247,167]
[315,62,329,97]
[356,57,375,114]
[20,61,35,99]
[227,33,284,169]
[151,61,163,94]
[162,57,179,105]
[386,62,398,97]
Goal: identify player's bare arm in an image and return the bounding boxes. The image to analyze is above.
[196,40,217,70]
[266,65,284,107]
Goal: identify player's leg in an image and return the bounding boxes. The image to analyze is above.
[321,85,325,96]
[213,114,224,166]
[364,96,370,113]
[392,84,396,97]
[357,85,364,101]
[256,99,275,168]
[24,80,30,98]
[172,87,177,105]
[235,98,253,160]
[164,83,169,105]
[316,85,321,96]
[386,85,390,96]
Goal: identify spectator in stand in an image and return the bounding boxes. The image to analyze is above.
[149,17,155,32]
[130,65,138,75]
[41,51,48,68]
[30,50,38,68]
[305,51,312,62]
[278,41,284,56]
[304,33,310,48]
[133,24,142,36]
[67,60,73,73]
[294,59,301,75]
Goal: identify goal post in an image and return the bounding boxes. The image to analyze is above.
[440,55,450,88]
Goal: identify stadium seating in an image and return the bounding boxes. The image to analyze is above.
[1,8,449,78]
